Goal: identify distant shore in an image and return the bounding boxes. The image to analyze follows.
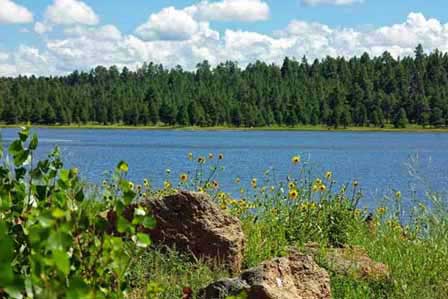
[1,123,448,133]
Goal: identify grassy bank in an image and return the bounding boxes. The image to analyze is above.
[1,128,447,299]
[1,123,448,133]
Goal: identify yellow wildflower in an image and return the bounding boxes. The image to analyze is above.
[163,181,171,189]
[197,156,206,164]
[289,189,299,200]
[143,178,149,187]
[292,155,301,165]
[251,178,257,189]
[208,153,214,160]
[179,173,188,182]
[325,171,332,180]
[377,207,386,216]
[395,191,402,199]
[218,153,224,160]
[128,182,134,190]
[288,181,296,190]
[188,152,193,160]
[353,180,359,187]
[319,184,327,192]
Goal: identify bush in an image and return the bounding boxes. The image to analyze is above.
[0,127,155,299]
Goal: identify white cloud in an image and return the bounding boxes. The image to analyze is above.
[136,7,200,41]
[303,0,363,6]
[34,21,52,34]
[0,0,33,24]
[45,0,99,25]
[0,51,9,61]
[3,12,448,76]
[186,0,270,22]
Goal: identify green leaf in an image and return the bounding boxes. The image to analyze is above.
[51,208,66,219]
[0,263,14,286]
[117,161,128,173]
[18,127,30,142]
[8,140,23,156]
[116,216,130,234]
[53,250,70,276]
[142,216,156,229]
[29,133,39,150]
[13,150,30,167]
[66,276,90,299]
[135,233,151,248]
[4,286,24,299]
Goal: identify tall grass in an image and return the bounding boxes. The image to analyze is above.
[125,154,448,299]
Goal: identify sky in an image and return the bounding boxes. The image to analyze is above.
[0,0,448,76]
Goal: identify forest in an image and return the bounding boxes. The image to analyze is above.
[0,45,447,128]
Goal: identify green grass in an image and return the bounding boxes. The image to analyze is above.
[124,184,448,299]
[1,123,448,133]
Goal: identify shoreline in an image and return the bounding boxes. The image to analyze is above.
[1,123,448,133]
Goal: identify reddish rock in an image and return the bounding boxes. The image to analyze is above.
[305,243,390,282]
[199,249,332,299]
[147,191,245,273]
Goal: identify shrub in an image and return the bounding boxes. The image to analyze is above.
[0,127,155,299]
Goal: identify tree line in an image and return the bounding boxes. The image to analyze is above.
[1,45,447,128]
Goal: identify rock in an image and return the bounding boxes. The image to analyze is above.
[147,191,245,273]
[305,243,390,282]
[199,249,332,299]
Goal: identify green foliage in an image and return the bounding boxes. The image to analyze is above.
[1,45,448,128]
[0,127,155,298]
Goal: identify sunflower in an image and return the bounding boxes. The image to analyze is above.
[179,173,188,182]
[325,171,332,180]
[251,178,257,189]
[128,182,134,190]
[289,189,299,200]
[288,181,296,190]
[218,153,224,160]
[319,184,327,192]
[197,156,206,164]
[291,155,301,165]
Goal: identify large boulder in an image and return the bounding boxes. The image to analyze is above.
[305,243,390,282]
[147,191,245,273]
[199,249,332,299]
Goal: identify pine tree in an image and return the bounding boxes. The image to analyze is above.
[394,108,409,128]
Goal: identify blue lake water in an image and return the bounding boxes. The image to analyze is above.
[1,128,447,208]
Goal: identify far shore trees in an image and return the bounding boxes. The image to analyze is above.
[1,45,447,128]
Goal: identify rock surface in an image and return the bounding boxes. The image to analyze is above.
[199,249,332,299]
[147,191,245,273]
[305,243,390,282]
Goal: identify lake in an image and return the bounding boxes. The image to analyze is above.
[1,128,447,208]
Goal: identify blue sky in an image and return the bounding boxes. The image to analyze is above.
[0,0,447,76]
